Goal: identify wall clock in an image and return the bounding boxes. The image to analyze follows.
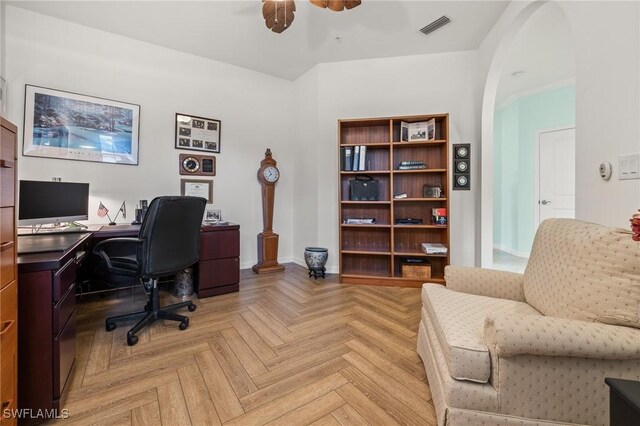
[252,148,285,274]
[179,153,216,176]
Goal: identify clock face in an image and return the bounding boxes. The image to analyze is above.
[182,157,200,173]
[263,166,280,183]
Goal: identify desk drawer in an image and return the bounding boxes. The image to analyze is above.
[0,207,15,290]
[53,258,77,303]
[1,280,17,425]
[198,258,239,290]
[0,126,15,209]
[200,230,240,260]
[53,310,75,400]
[53,283,75,336]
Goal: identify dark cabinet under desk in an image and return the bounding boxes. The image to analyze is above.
[17,233,90,425]
[197,224,240,298]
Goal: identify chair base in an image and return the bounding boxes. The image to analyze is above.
[105,278,196,346]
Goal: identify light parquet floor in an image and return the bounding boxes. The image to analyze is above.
[58,263,435,425]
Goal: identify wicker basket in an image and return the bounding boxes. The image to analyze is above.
[401,260,431,279]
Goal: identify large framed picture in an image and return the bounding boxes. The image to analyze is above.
[23,85,140,165]
[175,113,221,153]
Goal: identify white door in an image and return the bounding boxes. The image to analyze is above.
[538,127,575,226]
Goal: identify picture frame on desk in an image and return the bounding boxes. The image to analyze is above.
[204,209,222,222]
[175,113,221,153]
[23,84,140,165]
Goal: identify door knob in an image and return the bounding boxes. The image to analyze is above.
[540,200,552,205]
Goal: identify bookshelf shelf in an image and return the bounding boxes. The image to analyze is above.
[338,114,450,287]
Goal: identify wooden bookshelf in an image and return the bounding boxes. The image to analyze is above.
[338,114,450,287]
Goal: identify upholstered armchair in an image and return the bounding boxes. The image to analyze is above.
[417,219,640,425]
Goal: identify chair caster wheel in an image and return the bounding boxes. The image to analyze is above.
[188,303,197,312]
[179,319,189,330]
[106,322,117,332]
[127,334,138,346]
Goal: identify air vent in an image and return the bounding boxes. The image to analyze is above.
[420,16,451,36]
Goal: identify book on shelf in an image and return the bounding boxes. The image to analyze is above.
[340,147,346,171]
[398,160,426,170]
[432,208,447,225]
[358,145,367,171]
[353,146,360,171]
[344,146,353,171]
[421,243,448,255]
[345,218,376,224]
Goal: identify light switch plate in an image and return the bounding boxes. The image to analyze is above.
[619,153,640,180]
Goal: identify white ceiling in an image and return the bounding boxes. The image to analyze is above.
[7,0,509,80]
[496,2,575,105]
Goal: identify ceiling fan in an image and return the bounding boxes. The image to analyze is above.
[262,0,362,33]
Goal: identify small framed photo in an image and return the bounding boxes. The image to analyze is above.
[204,209,222,222]
[180,179,213,204]
[426,118,436,141]
[175,113,221,153]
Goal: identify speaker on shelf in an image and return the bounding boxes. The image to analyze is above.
[453,143,470,190]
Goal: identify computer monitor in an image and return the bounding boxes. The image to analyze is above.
[19,180,90,226]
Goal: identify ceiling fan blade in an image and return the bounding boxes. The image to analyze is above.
[263,0,296,33]
[309,0,329,8]
[327,0,345,11]
[344,0,361,9]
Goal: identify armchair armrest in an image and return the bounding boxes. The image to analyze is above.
[484,314,640,360]
[93,237,142,271]
[444,266,525,301]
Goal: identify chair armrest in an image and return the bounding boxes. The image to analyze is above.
[93,237,142,270]
[444,266,525,301]
[484,314,640,360]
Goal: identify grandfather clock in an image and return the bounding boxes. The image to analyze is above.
[252,149,285,274]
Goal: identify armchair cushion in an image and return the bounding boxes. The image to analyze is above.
[524,219,640,329]
[484,314,640,359]
[422,284,541,383]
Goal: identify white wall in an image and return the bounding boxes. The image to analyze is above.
[478,0,640,265]
[293,51,479,272]
[5,6,297,269]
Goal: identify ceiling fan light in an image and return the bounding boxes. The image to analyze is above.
[327,0,345,11]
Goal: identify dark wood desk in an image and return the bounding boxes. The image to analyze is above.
[16,223,239,424]
[17,233,91,425]
[84,223,240,297]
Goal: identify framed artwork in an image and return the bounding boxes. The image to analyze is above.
[175,113,221,153]
[180,178,213,204]
[23,84,140,165]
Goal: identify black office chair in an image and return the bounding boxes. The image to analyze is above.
[93,196,206,346]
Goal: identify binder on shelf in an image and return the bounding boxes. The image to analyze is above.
[345,146,353,171]
[340,147,346,171]
[353,146,360,171]
[359,145,367,171]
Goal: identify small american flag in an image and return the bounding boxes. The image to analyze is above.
[97,202,109,218]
